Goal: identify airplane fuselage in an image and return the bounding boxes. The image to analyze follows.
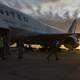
[0,3,64,39]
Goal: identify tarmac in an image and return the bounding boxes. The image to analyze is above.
[0,49,80,80]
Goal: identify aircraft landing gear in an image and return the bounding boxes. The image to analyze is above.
[17,40,24,59]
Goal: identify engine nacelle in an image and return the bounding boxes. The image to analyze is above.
[64,35,79,49]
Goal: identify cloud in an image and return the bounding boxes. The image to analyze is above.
[0,0,80,19]
[35,0,60,3]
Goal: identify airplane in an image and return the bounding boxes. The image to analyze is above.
[25,18,79,51]
[0,3,79,59]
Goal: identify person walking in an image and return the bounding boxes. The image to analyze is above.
[46,41,60,61]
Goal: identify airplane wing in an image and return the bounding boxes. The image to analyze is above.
[23,33,80,45]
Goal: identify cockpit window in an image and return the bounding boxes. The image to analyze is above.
[17,14,22,21]
[0,9,4,15]
[23,16,28,22]
[5,10,9,16]
[10,11,15,18]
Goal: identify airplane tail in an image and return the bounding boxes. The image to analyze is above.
[68,18,77,33]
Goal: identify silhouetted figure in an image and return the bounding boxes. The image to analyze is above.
[0,36,5,60]
[46,41,59,61]
[0,30,10,60]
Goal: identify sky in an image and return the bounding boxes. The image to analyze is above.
[0,0,80,32]
[0,0,80,19]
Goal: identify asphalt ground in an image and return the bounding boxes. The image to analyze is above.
[0,49,80,80]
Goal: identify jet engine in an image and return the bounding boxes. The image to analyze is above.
[64,35,79,50]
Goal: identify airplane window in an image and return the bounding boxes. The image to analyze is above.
[5,10,9,16]
[23,17,28,22]
[10,11,15,18]
[17,14,22,21]
[0,9,4,15]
